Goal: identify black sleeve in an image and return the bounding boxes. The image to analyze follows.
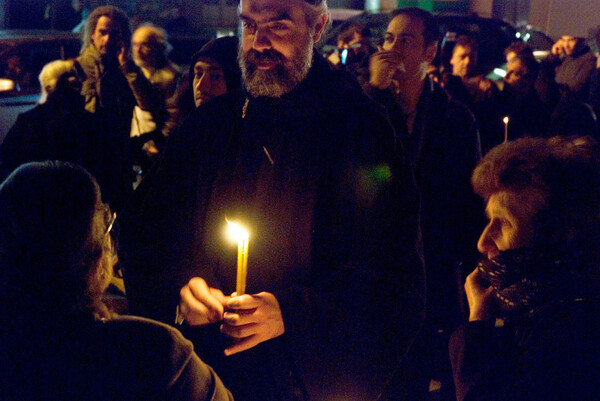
[118,107,219,324]
[450,321,515,401]
[275,93,425,401]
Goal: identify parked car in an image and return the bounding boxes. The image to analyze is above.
[0,29,217,143]
[0,30,81,142]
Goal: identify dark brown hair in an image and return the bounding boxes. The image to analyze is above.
[472,136,600,256]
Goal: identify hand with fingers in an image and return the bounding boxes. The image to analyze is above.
[179,277,230,326]
[369,46,403,90]
[220,292,285,356]
[464,267,497,322]
[551,39,565,56]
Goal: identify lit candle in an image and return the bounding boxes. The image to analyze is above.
[226,219,249,295]
[503,116,509,142]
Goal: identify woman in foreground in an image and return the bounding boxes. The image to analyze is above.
[0,161,233,401]
[451,136,600,401]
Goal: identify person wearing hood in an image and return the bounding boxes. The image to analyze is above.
[189,36,241,108]
[169,36,241,127]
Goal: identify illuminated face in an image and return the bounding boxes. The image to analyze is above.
[561,35,578,56]
[238,0,326,98]
[450,44,475,78]
[382,14,436,83]
[193,59,227,107]
[132,28,159,69]
[91,16,123,57]
[505,50,517,63]
[504,59,531,95]
[477,191,536,259]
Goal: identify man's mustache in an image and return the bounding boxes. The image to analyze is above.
[245,48,285,64]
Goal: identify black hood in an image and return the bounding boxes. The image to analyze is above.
[188,36,241,92]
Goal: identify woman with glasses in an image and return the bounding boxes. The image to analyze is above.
[0,161,233,401]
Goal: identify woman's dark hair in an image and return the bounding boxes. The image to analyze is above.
[472,136,600,257]
[0,161,109,319]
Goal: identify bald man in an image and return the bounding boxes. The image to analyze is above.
[130,25,181,162]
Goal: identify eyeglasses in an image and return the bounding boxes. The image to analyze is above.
[103,204,117,235]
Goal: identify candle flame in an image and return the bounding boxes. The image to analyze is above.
[226,218,249,242]
[503,116,509,124]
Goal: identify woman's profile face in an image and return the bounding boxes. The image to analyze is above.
[477,191,537,259]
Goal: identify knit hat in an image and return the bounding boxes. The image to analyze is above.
[188,36,241,92]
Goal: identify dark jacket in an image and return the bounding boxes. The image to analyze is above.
[1,314,233,401]
[0,89,124,208]
[365,78,483,329]
[77,44,165,208]
[450,297,600,401]
[120,53,425,401]
[554,46,597,100]
[364,77,482,400]
[478,87,551,153]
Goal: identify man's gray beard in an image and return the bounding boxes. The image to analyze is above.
[239,39,313,98]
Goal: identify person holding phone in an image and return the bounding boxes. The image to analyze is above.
[549,35,596,100]
[451,136,600,401]
[77,5,163,211]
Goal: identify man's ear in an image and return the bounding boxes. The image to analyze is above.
[312,12,328,43]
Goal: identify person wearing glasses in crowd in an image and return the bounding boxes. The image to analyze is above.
[0,161,233,401]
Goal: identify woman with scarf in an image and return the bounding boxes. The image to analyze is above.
[450,136,600,401]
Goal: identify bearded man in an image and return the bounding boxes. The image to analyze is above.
[119,0,424,400]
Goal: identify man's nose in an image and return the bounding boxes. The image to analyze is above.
[196,74,211,92]
[252,27,271,51]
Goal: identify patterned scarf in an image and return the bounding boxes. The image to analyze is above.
[477,249,586,320]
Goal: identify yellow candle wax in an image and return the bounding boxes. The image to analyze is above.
[227,219,249,295]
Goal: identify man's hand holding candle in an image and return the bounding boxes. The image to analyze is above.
[221,291,285,356]
[179,277,230,326]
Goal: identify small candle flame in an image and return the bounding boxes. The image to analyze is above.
[226,218,249,242]
[503,116,509,124]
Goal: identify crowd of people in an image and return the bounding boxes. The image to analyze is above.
[1,1,600,401]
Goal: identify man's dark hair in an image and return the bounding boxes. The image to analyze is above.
[337,22,371,44]
[504,40,533,58]
[454,34,478,54]
[390,7,439,47]
[80,5,131,54]
[511,53,539,81]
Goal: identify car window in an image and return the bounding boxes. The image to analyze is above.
[0,34,81,95]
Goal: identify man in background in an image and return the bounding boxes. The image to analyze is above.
[365,8,482,400]
[130,24,181,170]
[189,36,241,108]
[77,5,163,209]
[551,35,596,100]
